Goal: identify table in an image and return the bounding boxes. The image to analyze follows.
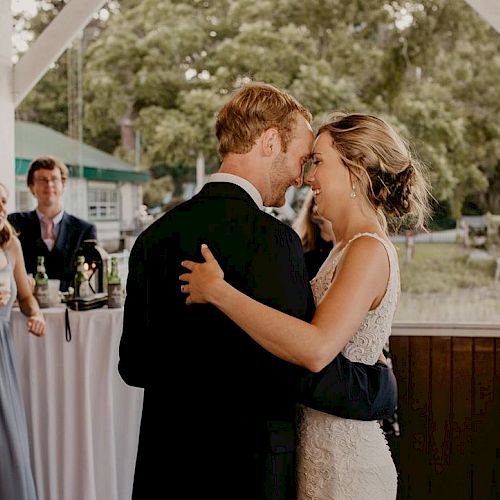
[11,306,144,500]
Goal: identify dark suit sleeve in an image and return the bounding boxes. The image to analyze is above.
[7,213,20,231]
[118,234,148,387]
[298,354,398,421]
[86,222,97,240]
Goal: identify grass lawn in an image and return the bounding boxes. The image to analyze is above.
[393,242,500,323]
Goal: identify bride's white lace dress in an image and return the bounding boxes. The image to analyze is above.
[297,233,398,500]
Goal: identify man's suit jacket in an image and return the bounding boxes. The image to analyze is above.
[8,210,97,291]
[118,183,396,500]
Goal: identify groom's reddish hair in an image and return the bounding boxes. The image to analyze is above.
[216,82,311,158]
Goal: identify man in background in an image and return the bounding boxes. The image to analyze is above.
[8,155,97,291]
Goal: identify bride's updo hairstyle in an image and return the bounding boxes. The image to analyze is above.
[317,113,431,231]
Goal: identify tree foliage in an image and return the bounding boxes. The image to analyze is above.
[15,0,500,214]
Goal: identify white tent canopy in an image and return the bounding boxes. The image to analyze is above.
[464,0,500,33]
[1,0,499,210]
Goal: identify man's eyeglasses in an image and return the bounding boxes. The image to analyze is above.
[33,177,63,185]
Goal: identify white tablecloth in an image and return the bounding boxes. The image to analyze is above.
[11,306,144,500]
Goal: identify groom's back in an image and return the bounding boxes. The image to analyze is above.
[121,183,314,498]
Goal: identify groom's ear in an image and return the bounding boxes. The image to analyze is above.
[261,128,281,157]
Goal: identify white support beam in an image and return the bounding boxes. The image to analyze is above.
[464,0,500,35]
[1,0,15,210]
[13,0,107,107]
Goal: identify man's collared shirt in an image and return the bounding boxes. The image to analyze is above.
[36,209,64,250]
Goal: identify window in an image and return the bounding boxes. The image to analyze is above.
[16,189,34,212]
[88,187,119,221]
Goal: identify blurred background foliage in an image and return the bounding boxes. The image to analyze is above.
[13,0,500,219]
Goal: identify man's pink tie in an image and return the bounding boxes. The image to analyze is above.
[42,217,55,250]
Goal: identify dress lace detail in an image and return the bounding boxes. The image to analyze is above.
[299,233,399,499]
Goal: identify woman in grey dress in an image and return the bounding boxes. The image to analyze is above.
[0,181,45,500]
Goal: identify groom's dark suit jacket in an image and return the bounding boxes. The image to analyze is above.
[8,210,97,291]
[119,183,397,500]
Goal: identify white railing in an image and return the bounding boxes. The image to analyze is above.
[392,321,500,337]
[390,229,459,244]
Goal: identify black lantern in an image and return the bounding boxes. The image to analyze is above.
[77,239,109,294]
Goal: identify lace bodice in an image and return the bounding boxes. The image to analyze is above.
[310,232,400,365]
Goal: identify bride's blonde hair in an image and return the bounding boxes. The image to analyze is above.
[318,113,432,232]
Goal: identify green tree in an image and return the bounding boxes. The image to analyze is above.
[15,0,500,217]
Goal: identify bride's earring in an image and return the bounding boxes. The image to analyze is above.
[350,185,357,199]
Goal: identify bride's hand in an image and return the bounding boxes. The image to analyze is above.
[27,312,45,337]
[179,244,224,305]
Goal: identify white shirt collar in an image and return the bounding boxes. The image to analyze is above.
[36,209,64,227]
[207,173,263,210]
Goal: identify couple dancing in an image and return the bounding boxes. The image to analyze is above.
[119,82,430,499]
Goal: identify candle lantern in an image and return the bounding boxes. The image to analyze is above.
[77,239,109,294]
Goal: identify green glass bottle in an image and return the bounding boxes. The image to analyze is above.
[34,256,50,308]
[73,255,91,298]
[107,256,122,308]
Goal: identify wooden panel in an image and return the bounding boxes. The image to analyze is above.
[407,336,431,499]
[450,337,473,498]
[390,334,499,499]
[494,339,500,498]
[388,336,409,499]
[471,338,496,499]
[429,337,452,498]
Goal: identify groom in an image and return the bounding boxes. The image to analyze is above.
[119,82,397,499]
